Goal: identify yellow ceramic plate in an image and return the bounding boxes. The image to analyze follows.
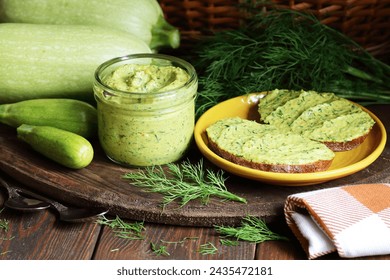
[194,93,387,186]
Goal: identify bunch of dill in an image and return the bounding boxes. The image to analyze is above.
[193,8,390,118]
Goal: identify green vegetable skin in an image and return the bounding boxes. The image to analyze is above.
[0,99,97,139]
[0,23,152,103]
[17,124,94,169]
[0,0,180,50]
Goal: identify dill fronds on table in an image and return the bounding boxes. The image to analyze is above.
[197,242,218,255]
[96,215,145,240]
[215,216,288,243]
[150,242,170,256]
[123,159,247,208]
[0,209,9,232]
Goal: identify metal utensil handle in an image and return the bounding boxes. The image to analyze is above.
[0,173,67,211]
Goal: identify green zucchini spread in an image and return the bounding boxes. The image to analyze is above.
[104,64,190,93]
[259,89,376,144]
[308,112,375,142]
[207,118,334,165]
[94,61,197,167]
[263,90,338,129]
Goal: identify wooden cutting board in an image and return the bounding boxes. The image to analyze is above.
[0,106,389,226]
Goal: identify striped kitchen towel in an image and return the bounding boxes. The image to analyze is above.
[284,183,390,259]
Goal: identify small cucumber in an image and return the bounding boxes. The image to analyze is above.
[17,124,94,169]
[0,98,97,139]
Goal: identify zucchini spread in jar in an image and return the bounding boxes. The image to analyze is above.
[104,64,190,93]
[94,54,198,167]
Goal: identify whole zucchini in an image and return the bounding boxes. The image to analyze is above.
[17,124,94,169]
[0,23,152,104]
[0,0,179,50]
[0,99,97,139]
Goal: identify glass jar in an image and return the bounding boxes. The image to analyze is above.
[93,53,198,167]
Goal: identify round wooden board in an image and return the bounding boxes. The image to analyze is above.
[1,105,389,227]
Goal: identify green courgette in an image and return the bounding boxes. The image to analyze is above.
[17,124,94,169]
[0,0,180,50]
[0,23,152,104]
[0,99,97,139]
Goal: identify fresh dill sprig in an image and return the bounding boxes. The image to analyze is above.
[197,242,218,255]
[220,239,239,246]
[0,219,8,232]
[123,159,246,208]
[150,242,170,256]
[96,215,145,240]
[0,209,9,232]
[215,216,288,243]
[0,209,13,245]
[160,237,199,244]
[0,209,14,243]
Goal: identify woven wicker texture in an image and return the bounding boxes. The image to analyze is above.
[159,0,390,57]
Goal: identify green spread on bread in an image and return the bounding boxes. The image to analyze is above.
[207,117,335,173]
[206,90,376,173]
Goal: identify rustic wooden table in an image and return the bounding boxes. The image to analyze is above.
[0,104,389,260]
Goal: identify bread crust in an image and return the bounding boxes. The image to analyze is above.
[208,137,333,173]
[321,132,370,152]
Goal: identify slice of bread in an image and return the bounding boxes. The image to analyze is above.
[307,111,375,151]
[258,90,375,151]
[204,117,245,141]
[290,99,362,135]
[262,90,339,129]
[206,118,335,173]
[258,89,301,122]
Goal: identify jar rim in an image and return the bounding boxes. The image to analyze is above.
[94,53,197,98]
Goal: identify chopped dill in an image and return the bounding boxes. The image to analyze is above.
[0,250,11,256]
[215,216,288,243]
[220,239,239,246]
[197,242,218,255]
[160,237,199,244]
[0,209,14,244]
[96,215,145,240]
[150,242,170,256]
[0,218,8,232]
[0,209,9,232]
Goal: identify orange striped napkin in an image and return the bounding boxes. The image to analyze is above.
[284,183,390,259]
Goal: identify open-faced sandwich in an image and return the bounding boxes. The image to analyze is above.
[206,89,376,173]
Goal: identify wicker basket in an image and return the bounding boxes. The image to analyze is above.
[159,0,390,59]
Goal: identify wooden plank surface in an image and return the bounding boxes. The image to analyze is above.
[0,125,330,227]
[0,104,389,228]
[0,105,389,260]
[93,222,257,260]
[0,204,101,260]
[2,190,390,260]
